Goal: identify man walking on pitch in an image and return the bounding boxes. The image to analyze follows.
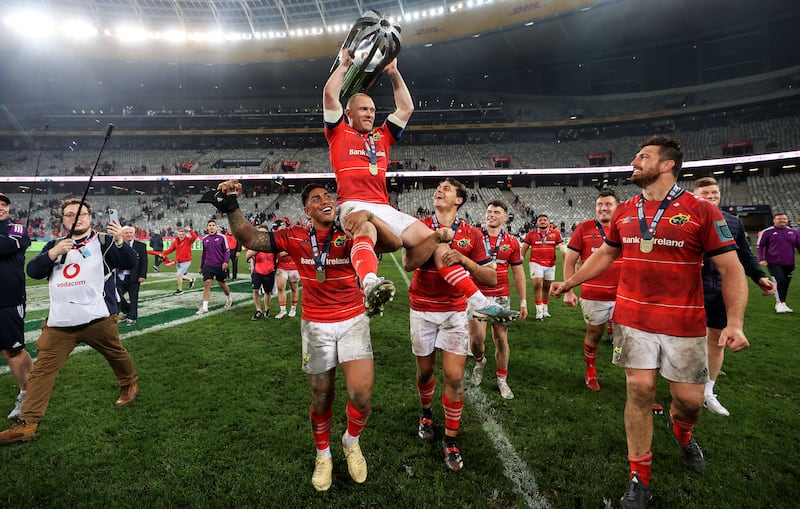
[561,191,622,392]
[204,180,395,491]
[246,226,276,320]
[757,212,800,313]
[116,226,148,325]
[150,228,164,271]
[469,201,528,400]
[0,198,139,444]
[162,226,197,294]
[551,137,749,509]
[0,192,33,420]
[404,178,501,473]
[693,177,775,415]
[521,214,565,320]
[196,219,232,315]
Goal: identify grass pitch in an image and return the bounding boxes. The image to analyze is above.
[0,251,798,508]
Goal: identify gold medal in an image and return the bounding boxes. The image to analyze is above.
[369,163,378,176]
[316,269,326,282]
[640,239,654,253]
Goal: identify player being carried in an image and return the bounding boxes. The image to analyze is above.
[323,48,518,322]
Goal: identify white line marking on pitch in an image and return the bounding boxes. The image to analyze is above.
[388,252,549,509]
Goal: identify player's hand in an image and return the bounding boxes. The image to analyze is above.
[759,260,767,266]
[217,180,243,196]
[222,262,229,271]
[517,304,528,322]
[441,249,464,267]
[563,290,578,307]
[199,182,240,213]
[550,281,569,298]
[757,277,776,296]
[435,228,454,244]
[339,48,352,67]
[719,326,749,352]
[382,58,398,74]
[342,209,371,237]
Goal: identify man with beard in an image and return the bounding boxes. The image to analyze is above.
[561,191,622,392]
[0,198,139,444]
[551,136,749,509]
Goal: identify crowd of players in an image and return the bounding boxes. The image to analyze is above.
[0,51,798,509]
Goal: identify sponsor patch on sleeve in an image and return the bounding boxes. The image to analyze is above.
[714,219,734,242]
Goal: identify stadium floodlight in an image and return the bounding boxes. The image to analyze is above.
[116,25,148,43]
[60,19,98,39]
[4,11,55,37]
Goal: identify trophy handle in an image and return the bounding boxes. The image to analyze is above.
[330,11,403,98]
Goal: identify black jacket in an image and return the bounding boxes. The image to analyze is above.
[702,210,766,293]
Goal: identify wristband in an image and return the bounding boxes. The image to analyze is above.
[519,299,527,308]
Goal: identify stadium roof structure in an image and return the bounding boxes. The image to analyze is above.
[0,0,799,104]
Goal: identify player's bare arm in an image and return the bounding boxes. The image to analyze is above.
[757,277,777,296]
[551,243,619,297]
[401,229,452,272]
[511,263,528,321]
[323,49,350,111]
[384,59,414,124]
[561,248,581,307]
[212,180,274,253]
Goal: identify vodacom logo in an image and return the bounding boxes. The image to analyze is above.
[63,263,81,279]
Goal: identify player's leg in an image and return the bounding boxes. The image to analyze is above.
[275,272,288,319]
[662,335,708,474]
[302,319,339,491]
[468,317,488,386]
[288,278,299,317]
[338,314,374,484]
[491,322,514,399]
[438,311,470,472]
[410,310,437,442]
[217,271,233,309]
[541,268,555,317]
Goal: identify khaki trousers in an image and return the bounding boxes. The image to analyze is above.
[21,315,138,423]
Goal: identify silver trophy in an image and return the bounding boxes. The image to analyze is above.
[331,10,402,99]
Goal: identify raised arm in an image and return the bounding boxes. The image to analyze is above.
[323,49,349,113]
[383,59,414,125]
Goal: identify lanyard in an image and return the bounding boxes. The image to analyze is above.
[539,227,551,245]
[637,184,683,240]
[363,133,377,165]
[432,215,460,247]
[308,225,334,272]
[482,228,504,261]
[364,133,378,175]
[593,220,607,242]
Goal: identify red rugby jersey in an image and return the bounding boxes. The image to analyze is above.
[476,230,523,298]
[409,217,491,312]
[567,219,622,301]
[272,226,364,322]
[605,191,735,337]
[523,227,563,267]
[324,115,398,205]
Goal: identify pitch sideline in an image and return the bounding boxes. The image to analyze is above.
[388,252,550,509]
